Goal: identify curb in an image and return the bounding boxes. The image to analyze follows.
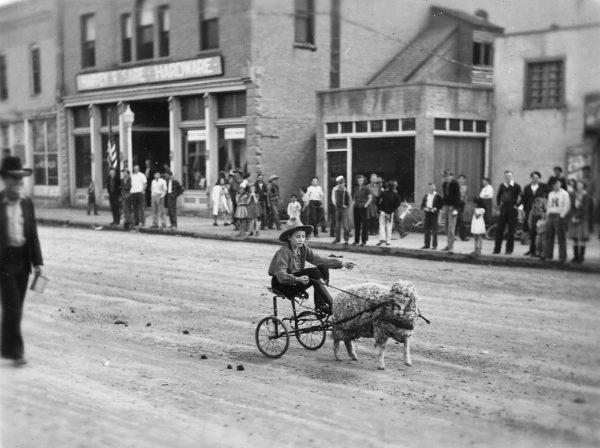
[37,218,600,275]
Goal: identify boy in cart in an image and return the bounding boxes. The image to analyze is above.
[268,218,354,315]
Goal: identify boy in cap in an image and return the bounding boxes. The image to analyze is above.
[331,176,351,244]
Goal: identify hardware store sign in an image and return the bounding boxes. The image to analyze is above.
[76,56,223,91]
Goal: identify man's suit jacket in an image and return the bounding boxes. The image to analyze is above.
[442,180,461,208]
[0,191,43,273]
[522,183,549,214]
[421,193,443,213]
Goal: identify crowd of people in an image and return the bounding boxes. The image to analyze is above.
[90,161,596,264]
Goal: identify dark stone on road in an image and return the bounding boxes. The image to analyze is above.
[201,355,208,359]
[237,365,245,371]
[182,330,189,334]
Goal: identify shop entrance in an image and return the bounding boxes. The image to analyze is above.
[130,100,170,173]
[352,137,415,201]
[434,137,484,200]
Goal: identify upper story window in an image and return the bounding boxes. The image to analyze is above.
[137,0,155,60]
[472,41,492,67]
[158,6,170,57]
[121,13,132,63]
[526,60,565,109]
[199,0,219,50]
[0,54,7,100]
[294,0,315,46]
[30,45,41,95]
[81,14,96,68]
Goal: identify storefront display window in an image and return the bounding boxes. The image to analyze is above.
[183,133,207,190]
[31,118,58,186]
[218,127,246,173]
[181,96,205,121]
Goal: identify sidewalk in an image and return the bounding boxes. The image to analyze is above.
[35,205,600,274]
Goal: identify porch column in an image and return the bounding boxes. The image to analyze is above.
[168,96,181,176]
[89,104,102,200]
[23,119,33,196]
[205,92,218,189]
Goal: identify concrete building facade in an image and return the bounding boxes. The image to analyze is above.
[491,23,600,196]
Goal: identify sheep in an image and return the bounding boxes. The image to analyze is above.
[331,280,420,370]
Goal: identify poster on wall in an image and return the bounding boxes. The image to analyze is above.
[566,145,591,179]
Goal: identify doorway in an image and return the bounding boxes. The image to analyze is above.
[352,137,415,201]
[129,100,170,173]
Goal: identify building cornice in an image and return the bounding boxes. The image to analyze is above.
[501,22,600,38]
[317,81,493,96]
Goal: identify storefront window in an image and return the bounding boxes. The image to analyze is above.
[74,135,92,188]
[72,107,90,129]
[183,133,207,190]
[31,119,58,186]
[218,127,246,173]
[217,92,246,119]
[181,96,205,121]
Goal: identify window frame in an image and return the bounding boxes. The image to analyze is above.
[31,118,59,187]
[158,5,170,57]
[294,0,315,48]
[30,45,41,96]
[199,0,219,51]
[0,54,7,100]
[136,0,155,60]
[524,58,566,110]
[472,41,493,67]
[121,13,133,63]
[80,13,96,68]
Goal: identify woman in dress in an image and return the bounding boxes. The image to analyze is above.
[246,183,261,236]
[234,186,250,236]
[568,180,593,263]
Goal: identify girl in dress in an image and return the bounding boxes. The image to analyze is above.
[211,177,231,226]
[470,198,486,256]
[234,186,250,237]
[246,183,261,236]
[287,194,302,223]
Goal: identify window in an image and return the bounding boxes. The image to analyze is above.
[526,60,564,109]
[181,96,206,121]
[370,120,383,132]
[327,139,346,150]
[434,118,446,130]
[81,14,96,68]
[184,135,207,190]
[0,55,7,100]
[326,123,338,134]
[199,0,219,50]
[340,122,353,133]
[355,121,367,133]
[72,107,90,129]
[295,0,315,46]
[385,119,399,132]
[475,120,487,133]
[217,92,246,118]
[137,0,154,60]
[1,124,9,150]
[31,119,59,186]
[449,119,460,131]
[30,46,41,95]
[158,6,169,57]
[218,128,246,173]
[472,41,493,67]
[121,14,132,62]
[401,118,415,131]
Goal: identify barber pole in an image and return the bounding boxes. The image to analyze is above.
[106,107,119,171]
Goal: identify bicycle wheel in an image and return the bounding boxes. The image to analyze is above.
[485,224,497,240]
[294,311,326,351]
[255,316,290,358]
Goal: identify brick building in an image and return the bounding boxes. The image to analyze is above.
[491,23,600,201]
[317,7,503,205]
[0,0,63,200]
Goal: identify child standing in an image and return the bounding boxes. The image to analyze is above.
[234,186,249,236]
[87,179,98,215]
[529,197,547,257]
[246,184,260,236]
[470,198,486,256]
[287,194,302,223]
[420,182,442,250]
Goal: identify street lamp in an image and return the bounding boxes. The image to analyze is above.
[122,105,135,171]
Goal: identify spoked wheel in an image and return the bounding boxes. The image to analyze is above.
[294,311,326,351]
[255,316,290,358]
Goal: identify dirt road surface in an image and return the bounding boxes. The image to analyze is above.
[1,227,598,448]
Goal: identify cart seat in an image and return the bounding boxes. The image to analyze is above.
[267,287,309,301]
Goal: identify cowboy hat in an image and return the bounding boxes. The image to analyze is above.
[268,174,279,182]
[0,156,33,177]
[279,217,313,242]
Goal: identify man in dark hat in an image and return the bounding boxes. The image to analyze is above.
[0,156,43,366]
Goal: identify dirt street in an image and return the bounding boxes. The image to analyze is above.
[1,227,598,448]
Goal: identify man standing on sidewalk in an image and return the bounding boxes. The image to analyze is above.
[543,178,570,262]
[267,175,281,230]
[0,156,43,367]
[121,169,132,229]
[493,170,522,255]
[106,168,121,226]
[307,177,324,237]
[441,170,461,253]
[331,176,351,244]
[165,171,183,229]
[130,164,147,227]
[255,174,268,230]
[150,172,167,228]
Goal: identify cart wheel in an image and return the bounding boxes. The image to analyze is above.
[294,311,326,351]
[485,224,497,240]
[255,316,289,358]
